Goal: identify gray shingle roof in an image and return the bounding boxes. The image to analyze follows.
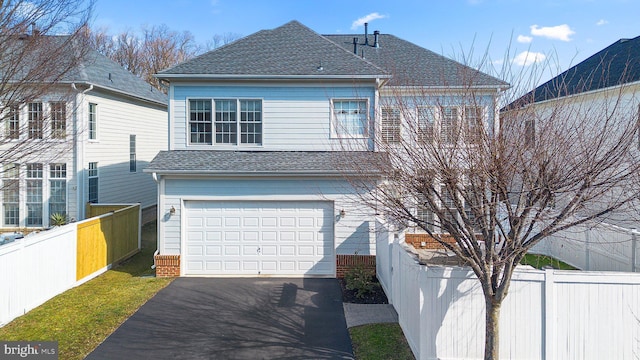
[1,35,166,105]
[509,35,640,107]
[145,150,386,175]
[74,48,167,104]
[158,21,387,79]
[325,33,508,88]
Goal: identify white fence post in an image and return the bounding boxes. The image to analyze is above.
[631,230,637,272]
[543,268,555,360]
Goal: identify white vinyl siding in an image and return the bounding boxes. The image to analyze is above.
[172,85,375,151]
[83,92,166,209]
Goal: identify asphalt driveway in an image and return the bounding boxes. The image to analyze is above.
[86,277,353,359]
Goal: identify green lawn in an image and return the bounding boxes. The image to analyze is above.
[521,253,577,270]
[350,323,415,360]
[0,221,172,360]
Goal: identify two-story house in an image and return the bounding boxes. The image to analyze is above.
[505,35,640,228]
[147,20,506,277]
[1,34,167,230]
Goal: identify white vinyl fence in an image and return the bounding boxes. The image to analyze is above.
[530,221,640,272]
[376,221,640,360]
[0,204,141,326]
[0,225,77,327]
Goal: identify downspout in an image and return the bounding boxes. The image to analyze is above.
[151,172,159,269]
[71,83,93,222]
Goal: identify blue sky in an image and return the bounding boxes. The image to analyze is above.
[92,0,639,82]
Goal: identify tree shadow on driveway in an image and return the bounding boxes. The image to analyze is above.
[86,277,353,359]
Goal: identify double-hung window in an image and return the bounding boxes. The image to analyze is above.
[464,106,483,142]
[417,107,435,143]
[88,162,98,203]
[26,163,43,226]
[189,99,262,146]
[381,107,401,144]
[416,194,434,232]
[3,164,19,226]
[6,106,19,139]
[50,102,66,139]
[440,106,459,143]
[129,135,136,172]
[28,102,43,139]
[49,163,66,217]
[332,99,368,138]
[88,103,97,140]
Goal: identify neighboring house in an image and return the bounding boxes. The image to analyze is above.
[505,35,640,227]
[0,35,167,230]
[147,20,505,277]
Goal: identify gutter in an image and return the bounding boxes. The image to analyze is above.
[154,73,391,81]
[141,169,383,177]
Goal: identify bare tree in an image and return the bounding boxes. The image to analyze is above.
[86,24,203,93]
[0,0,93,166]
[341,60,640,359]
[204,32,242,51]
[140,24,199,91]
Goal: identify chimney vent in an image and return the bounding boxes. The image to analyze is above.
[353,37,358,54]
[364,23,369,46]
[373,31,380,48]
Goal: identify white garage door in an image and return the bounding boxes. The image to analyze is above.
[184,201,335,276]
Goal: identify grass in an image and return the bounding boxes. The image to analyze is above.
[349,323,415,360]
[521,253,577,270]
[0,221,173,360]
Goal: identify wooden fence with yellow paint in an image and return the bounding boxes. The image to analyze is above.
[76,204,141,281]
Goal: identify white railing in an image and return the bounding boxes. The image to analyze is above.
[531,221,640,272]
[0,225,77,327]
[377,231,640,360]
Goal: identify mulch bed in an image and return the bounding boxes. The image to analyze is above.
[339,277,389,304]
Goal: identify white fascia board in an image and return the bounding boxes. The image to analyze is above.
[154,74,390,81]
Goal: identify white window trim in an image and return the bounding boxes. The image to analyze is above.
[330,98,370,139]
[88,102,98,142]
[186,97,264,148]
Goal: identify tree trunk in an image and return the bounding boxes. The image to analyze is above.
[484,299,501,360]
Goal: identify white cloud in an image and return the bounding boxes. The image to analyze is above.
[512,51,546,66]
[351,13,387,30]
[517,35,533,43]
[530,24,575,41]
[596,19,608,26]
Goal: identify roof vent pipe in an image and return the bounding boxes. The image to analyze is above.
[353,37,358,54]
[373,30,380,48]
[364,22,369,46]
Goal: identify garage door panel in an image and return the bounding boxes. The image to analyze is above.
[242,231,259,242]
[224,231,240,242]
[205,246,221,256]
[206,231,222,242]
[184,201,335,276]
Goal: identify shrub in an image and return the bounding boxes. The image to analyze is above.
[345,265,376,299]
[50,213,68,226]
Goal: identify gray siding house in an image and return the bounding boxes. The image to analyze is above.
[147,20,506,277]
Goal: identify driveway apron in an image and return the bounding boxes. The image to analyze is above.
[86,277,353,359]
